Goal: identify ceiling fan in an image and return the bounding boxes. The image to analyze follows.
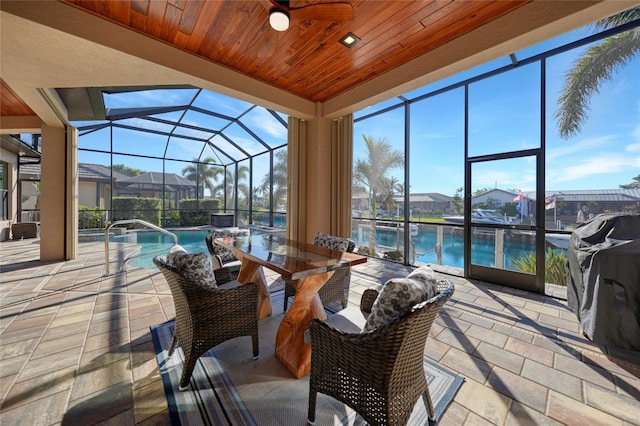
[265,0,355,31]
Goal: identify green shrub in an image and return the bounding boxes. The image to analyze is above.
[175,199,221,226]
[112,197,161,227]
[383,250,403,262]
[512,247,568,286]
[357,246,376,256]
[162,210,181,227]
[78,205,104,229]
[179,209,210,226]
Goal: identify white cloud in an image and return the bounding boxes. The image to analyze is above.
[419,132,455,140]
[627,142,640,153]
[473,169,536,191]
[547,135,616,160]
[549,153,640,183]
[247,108,286,138]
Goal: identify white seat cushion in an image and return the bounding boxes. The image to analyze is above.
[304,307,367,344]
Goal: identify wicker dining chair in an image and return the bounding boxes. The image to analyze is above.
[153,256,259,390]
[307,279,455,426]
[204,227,250,283]
[283,232,356,311]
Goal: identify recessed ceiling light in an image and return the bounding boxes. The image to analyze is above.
[339,32,360,48]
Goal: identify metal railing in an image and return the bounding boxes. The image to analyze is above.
[104,219,178,276]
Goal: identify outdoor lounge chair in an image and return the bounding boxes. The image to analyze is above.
[307,277,454,425]
[283,232,356,311]
[204,227,250,283]
[10,222,38,239]
[153,255,259,390]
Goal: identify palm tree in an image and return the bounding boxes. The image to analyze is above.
[257,149,287,212]
[353,135,404,251]
[620,174,640,189]
[378,176,402,217]
[555,7,640,139]
[234,165,251,209]
[215,164,251,209]
[181,157,218,198]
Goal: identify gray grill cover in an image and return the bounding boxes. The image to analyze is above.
[567,213,640,350]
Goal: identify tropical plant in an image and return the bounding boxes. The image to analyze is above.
[32,179,40,210]
[378,176,403,216]
[213,164,251,209]
[451,187,464,215]
[620,174,640,189]
[235,165,251,207]
[512,247,568,286]
[112,164,145,177]
[181,157,219,198]
[78,205,104,229]
[353,135,404,250]
[555,7,640,139]
[256,149,288,213]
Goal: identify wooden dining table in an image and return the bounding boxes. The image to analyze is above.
[214,233,367,378]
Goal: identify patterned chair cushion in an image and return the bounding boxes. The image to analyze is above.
[363,266,438,331]
[167,245,217,289]
[209,227,250,263]
[167,245,187,265]
[312,231,353,252]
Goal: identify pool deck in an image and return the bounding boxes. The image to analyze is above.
[1,238,639,425]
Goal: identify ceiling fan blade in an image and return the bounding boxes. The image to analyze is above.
[290,3,354,21]
[261,0,280,11]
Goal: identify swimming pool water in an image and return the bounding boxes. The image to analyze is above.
[125,228,277,269]
[124,226,547,271]
[126,230,217,269]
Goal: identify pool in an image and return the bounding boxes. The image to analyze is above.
[124,227,281,269]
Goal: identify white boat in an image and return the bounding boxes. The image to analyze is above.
[545,234,571,249]
[376,221,419,236]
[443,209,512,225]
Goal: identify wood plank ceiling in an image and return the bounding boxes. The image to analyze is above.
[0,79,36,116]
[59,0,530,104]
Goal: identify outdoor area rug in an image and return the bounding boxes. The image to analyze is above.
[151,290,464,425]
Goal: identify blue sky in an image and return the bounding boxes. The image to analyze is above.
[353,24,640,197]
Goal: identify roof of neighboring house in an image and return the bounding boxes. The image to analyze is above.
[478,188,640,203]
[120,171,195,188]
[393,193,452,203]
[81,163,131,181]
[523,189,640,203]
[20,163,195,188]
[19,162,131,181]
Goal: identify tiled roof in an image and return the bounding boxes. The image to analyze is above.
[522,189,640,202]
[393,193,452,202]
[120,172,195,187]
[19,163,130,181]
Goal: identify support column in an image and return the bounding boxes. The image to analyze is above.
[305,116,333,242]
[40,124,77,260]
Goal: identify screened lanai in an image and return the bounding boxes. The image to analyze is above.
[3,1,639,292]
[59,12,640,300]
[75,87,288,228]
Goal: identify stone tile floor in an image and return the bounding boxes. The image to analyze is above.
[0,238,638,425]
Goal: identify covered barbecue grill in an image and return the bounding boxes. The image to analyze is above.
[567,213,640,353]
